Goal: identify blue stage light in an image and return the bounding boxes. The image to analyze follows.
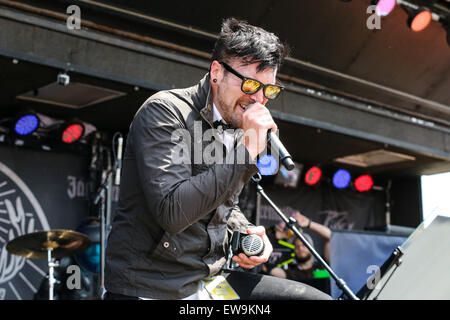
[332,169,351,189]
[14,114,39,135]
[257,154,278,176]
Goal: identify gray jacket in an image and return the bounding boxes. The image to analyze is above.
[105,73,259,299]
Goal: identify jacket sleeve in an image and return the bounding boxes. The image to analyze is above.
[227,205,255,234]
[130,99,259,235]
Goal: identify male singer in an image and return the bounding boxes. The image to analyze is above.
[104,17,331,300]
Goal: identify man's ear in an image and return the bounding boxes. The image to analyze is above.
[209,60,222,83]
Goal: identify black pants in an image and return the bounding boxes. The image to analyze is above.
[104,270,332,300]
[104,291,140,300]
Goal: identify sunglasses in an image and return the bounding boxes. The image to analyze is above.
[219,62,284,100]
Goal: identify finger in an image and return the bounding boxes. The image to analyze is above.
[247,226,266,236]
[260,119,276,131]
[238,253,256,265]
[254,117,276,133]
[260,237,273,261]
[233,259,254,269]
[244,102,264,113]
[260,109,276,129]
[245,104,270,117]
[232,255,256,269]
[236,260,256,269]
[238,263,255,269]
[243,254,265,267]
[248,254,269,265]
[272,123,278,133]
[244,103,256,112]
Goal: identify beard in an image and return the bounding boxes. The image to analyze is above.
[216,86,250,129]
[295,253,312,264]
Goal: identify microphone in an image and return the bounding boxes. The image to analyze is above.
[231,231,265,257]
[240,234,265,257]
[114,135,123,186]
[267,130,295,171]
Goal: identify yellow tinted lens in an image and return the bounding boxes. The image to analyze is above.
[264,85,281,99]
[242,79,261,93]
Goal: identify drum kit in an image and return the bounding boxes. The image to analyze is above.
[6,229,92,300]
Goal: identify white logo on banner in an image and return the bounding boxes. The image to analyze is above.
[0,162,49,300]
[67,175,88,200]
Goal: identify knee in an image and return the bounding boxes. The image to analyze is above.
[270,267,287,279]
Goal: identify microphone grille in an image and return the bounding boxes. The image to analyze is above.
[241,234,264,257]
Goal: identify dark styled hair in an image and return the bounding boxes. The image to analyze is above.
[212,17,289,72]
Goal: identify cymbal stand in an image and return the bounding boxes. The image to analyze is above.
[47,248,59,300]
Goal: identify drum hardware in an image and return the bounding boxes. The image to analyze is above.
[6,229,92,300]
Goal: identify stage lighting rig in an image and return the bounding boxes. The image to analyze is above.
[304,166,322,186]
[61,121,85,144]
[12,111,64,137]
[354,174,374,192]
[397,0,441,31]
[60,120,96,144]
[332,169,352,189]
[14,113,40,136]
[407,8,433,31]
[10,111,96,145]
[372,0,449,42]
[257,154,279,176]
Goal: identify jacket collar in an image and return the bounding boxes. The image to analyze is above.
[195,73,244,147]
[196,73,215,128]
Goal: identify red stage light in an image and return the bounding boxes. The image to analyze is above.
[354,175,374,192]
[305,166,322,186]
[62,123,84,144]
[409,10,432,32]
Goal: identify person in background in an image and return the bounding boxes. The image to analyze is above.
[270,211,331,281]
[260,220,293,274]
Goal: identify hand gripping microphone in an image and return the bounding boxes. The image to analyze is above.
[114,135,124,186]
[243,104,294,171]
[267,129,295,171]
[231,231,265,257]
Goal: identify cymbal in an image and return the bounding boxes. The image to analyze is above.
[6,229,92,259]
